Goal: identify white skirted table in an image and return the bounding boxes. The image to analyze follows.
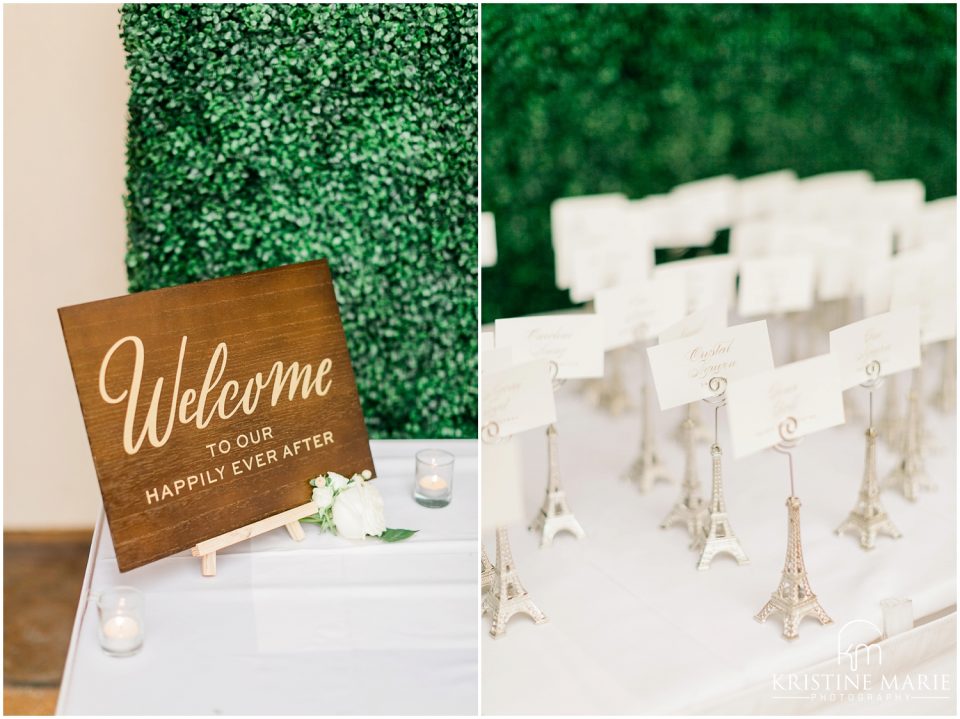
[482,348,956,715]
[57,439,478,716]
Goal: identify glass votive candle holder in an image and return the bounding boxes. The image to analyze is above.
[414,449,454,508]
[97,586,144,657]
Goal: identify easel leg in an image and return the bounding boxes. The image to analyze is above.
[285,521,306,542]
[200,552,216,577]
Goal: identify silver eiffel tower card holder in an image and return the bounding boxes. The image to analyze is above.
[696,376,749,570]
[530,361,586,547]
[755,418,832,640]
[836,361,902,549]
[481,421,548,638]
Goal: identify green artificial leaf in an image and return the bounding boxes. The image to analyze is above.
[379,528,418,543]
[299,515,326,525]
[120,3,479,441]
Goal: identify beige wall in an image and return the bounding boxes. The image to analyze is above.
[4,4,129,528]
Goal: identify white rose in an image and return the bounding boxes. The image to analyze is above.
[332,479,386,539]
[311,486,334,510]
[328,472,350,490]
[358,482,386,537]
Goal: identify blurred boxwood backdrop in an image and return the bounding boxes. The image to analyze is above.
[481,3,957,324]
[122,3,478,438]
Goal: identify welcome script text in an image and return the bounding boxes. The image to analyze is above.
[98,335,334,455]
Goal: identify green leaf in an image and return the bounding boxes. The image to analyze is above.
[379,528,418,542]
[299,515,326,525]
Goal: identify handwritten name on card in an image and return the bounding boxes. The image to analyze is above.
[726,354,846,458]
[495,315,604,379]
[594,274,686,349]
[481,360,557,437]
[829,309,921,389]
[737,256,816,317]
[646,320,774,410]
[58,261,373,572]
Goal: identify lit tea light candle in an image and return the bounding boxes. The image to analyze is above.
[413,449,454,508]
[417,473,449,497]
[100,615,142,655]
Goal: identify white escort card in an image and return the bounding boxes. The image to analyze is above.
[495,314,604,379]
[568,233,654,304]
[481,330,514,375]
[550,193,629,289]
[734,169,797,221]
[594,274,686,349]
[728,219,779,258]
[861,258,894,317]
[737,256,816,317]
[628,193,715,249]
[787,170,874,220]
[899,196,956,251]
[855,179,924,232]
[646,320,774,410]
[481,439,525,530]
[829,309,921,390]
[481,331,495,352]
[481,360,557,437]
[725,354,846,458]
[659,304,728,344]
[669,174,738,231]
[889,244,957,344]
[653,254,738,314]
[481,212,498,268]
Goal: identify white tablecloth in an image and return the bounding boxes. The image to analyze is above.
[57,439,477,716]
[482,350,956,715]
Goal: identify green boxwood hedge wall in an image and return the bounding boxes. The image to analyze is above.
[121,3,478,439]
[481,3,957,324]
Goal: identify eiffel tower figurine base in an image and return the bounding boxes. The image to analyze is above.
[661,417,708,549]
[483,528,548,638]
[696,520,750,570]
[696,444,749,570]
[529,489,586,548]
[835,510,902,550]
[884,461,936,502]
[661,498,708,550]
[755,496,832,640]
[836,428,902,550]
[755,591,833,641]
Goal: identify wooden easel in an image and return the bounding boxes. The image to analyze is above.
[191,501,318,576]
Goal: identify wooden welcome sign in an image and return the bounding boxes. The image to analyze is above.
[59,260,374,572]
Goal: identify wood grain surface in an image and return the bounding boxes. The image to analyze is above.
[59,260,373,572]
